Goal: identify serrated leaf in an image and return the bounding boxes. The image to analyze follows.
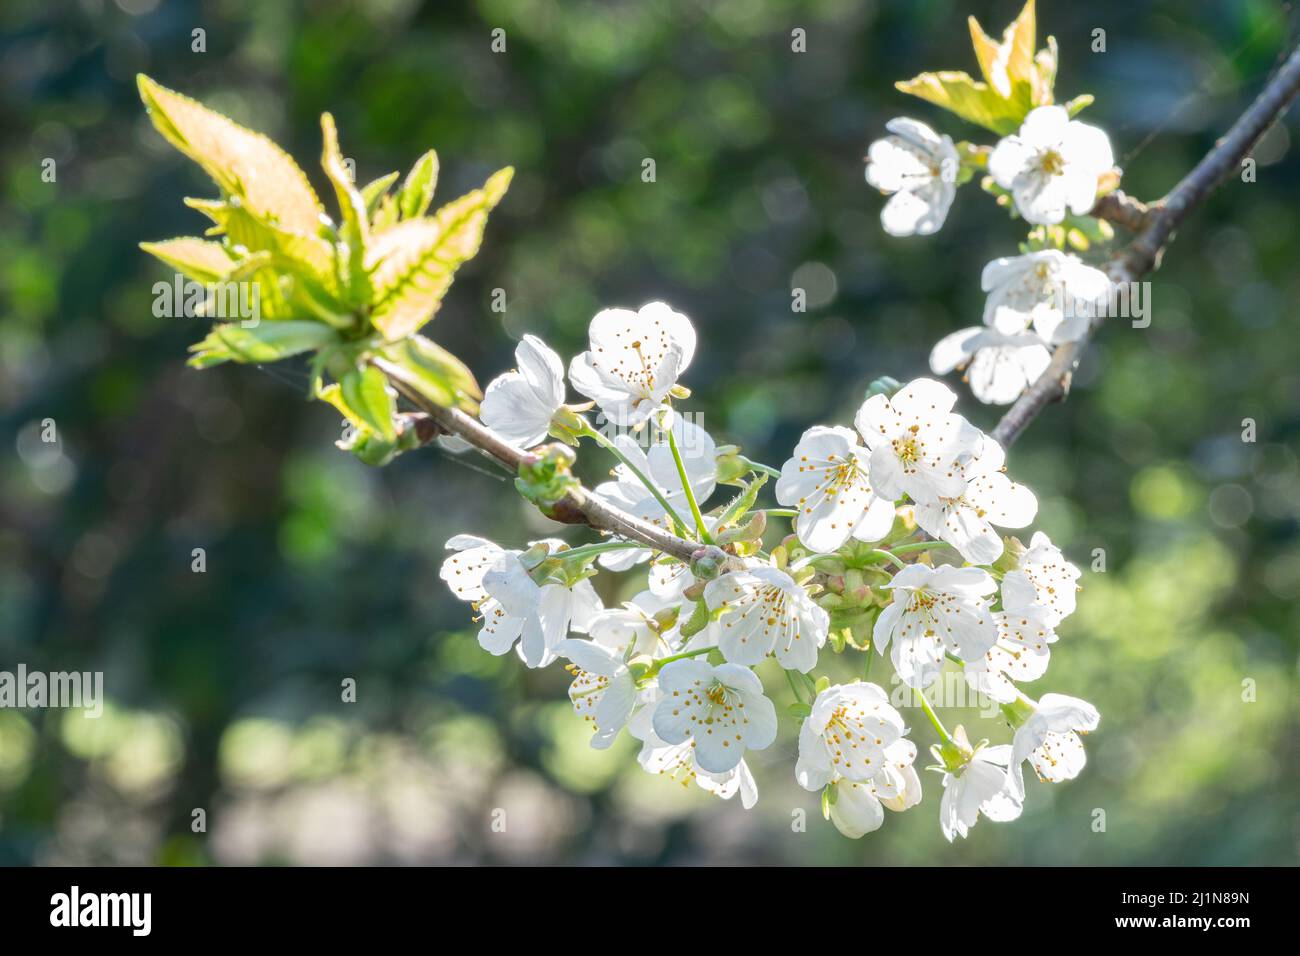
[137,75,323,234]
[381,335,482,411]
[715,474,768,529]
[338,365,397,442]
[679,599,711,639]
[139,238,238,283]
[320,113,371,306]
[896,71,1028,135]
[187,321,338,368]
[399,149,439,220]
[365,166,513,340]
[968,0,1037,100]
[361,171,399,216]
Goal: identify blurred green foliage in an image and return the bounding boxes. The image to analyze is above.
[1,0,1298,864]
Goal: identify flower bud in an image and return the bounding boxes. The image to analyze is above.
[689,545,728,581]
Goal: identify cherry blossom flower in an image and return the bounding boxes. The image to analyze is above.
[962,608,1057,704]
[988,105,1115,225]
[556,638,638,749]
[820,760,923,838]
[939,730,1023,841]
[479,334,567,448]
[439,536,603,668]
[651,659,777,774]
[630,701,759,808]
[568,302,696,427]
[776,425,896,552]
[873,564,998,689]
[1000,531,1082,626]
[704,565,830,672]
[593,418,717,569]
[929,326,1052,405]
[982,250,1113,345]
[585,590,680,658]
[865,117,960,237]
[854,378,984,505]
[794,682,909,784]
[1007,693,1100,800]
[913,437,1038,565]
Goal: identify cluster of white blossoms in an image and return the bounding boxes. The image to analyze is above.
[865,105,1118,406]
[442,304,1098,842]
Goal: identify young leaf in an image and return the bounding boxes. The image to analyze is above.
[895,72,1028,135]
[968,0,1038,101]
[187,321,338,368]
[139,238,238,284]
[137,75,323,234]
[338,365,398,442]
[320,113,372,306]
[381,336,482,412]
[398,149,439,220]
[361,171,400,216]
[365,166,513,341]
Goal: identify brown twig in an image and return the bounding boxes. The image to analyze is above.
[372,357,703,562]
[991,43,1300,451]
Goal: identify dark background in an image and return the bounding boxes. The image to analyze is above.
[1,0,1297,864]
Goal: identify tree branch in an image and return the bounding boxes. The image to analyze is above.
[991,42,1300,451]
[372,357,704,562]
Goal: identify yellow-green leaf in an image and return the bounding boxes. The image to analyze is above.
[137,75,324,234]
[187,321,338,368]
[399,149,439,221]
[382,335,482,412]
[320,113,370,306]
[365,166,513,341]
[139,238,238,284]
[338,366,397,442]
[895,72,1027,135]
[968,0,1037,99]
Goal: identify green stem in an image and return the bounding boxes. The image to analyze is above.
[649,646,714,672]
[761,508,799,518]
[556,540,647,563]
[866,548,906,570]
[580,423,692,538]
[741,457,781,478]
[889,540,953,556]
[784,668,806,705]
[917,687,956,748]
[665,423,714,544]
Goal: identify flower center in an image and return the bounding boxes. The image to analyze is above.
[1038,148,1065,176]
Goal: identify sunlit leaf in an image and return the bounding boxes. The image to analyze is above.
[365,166,513,340]
[137,75,324,234]
[187,321,338,368]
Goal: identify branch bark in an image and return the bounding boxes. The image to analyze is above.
[373,357,703,562]
[991,42,1300,451]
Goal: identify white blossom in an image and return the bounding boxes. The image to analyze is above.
[794,682,909,784]
[854,378,984,505]
[568,301,696,427]
[939,732,1023,841]
[1000,531,1082,626]
[593,418,717,569]
[439,536,603,668]
[556,638,638,749]
[651,659,777,774]
[585,590,680,658]
[962,608,1057,704]
[929,326,1051,405]
[988,105,1115,225]
[982,250,1112,345]
[705,565,830,672]
[865,117,960,237]
[1007,693,1100,799]
[913,437,1037,565]
[776,425,896,553]
[630,700,759,808]
[873,563,998,689]
[479,334,566,448]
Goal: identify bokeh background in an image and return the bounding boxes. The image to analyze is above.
[2,0,1298,865]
